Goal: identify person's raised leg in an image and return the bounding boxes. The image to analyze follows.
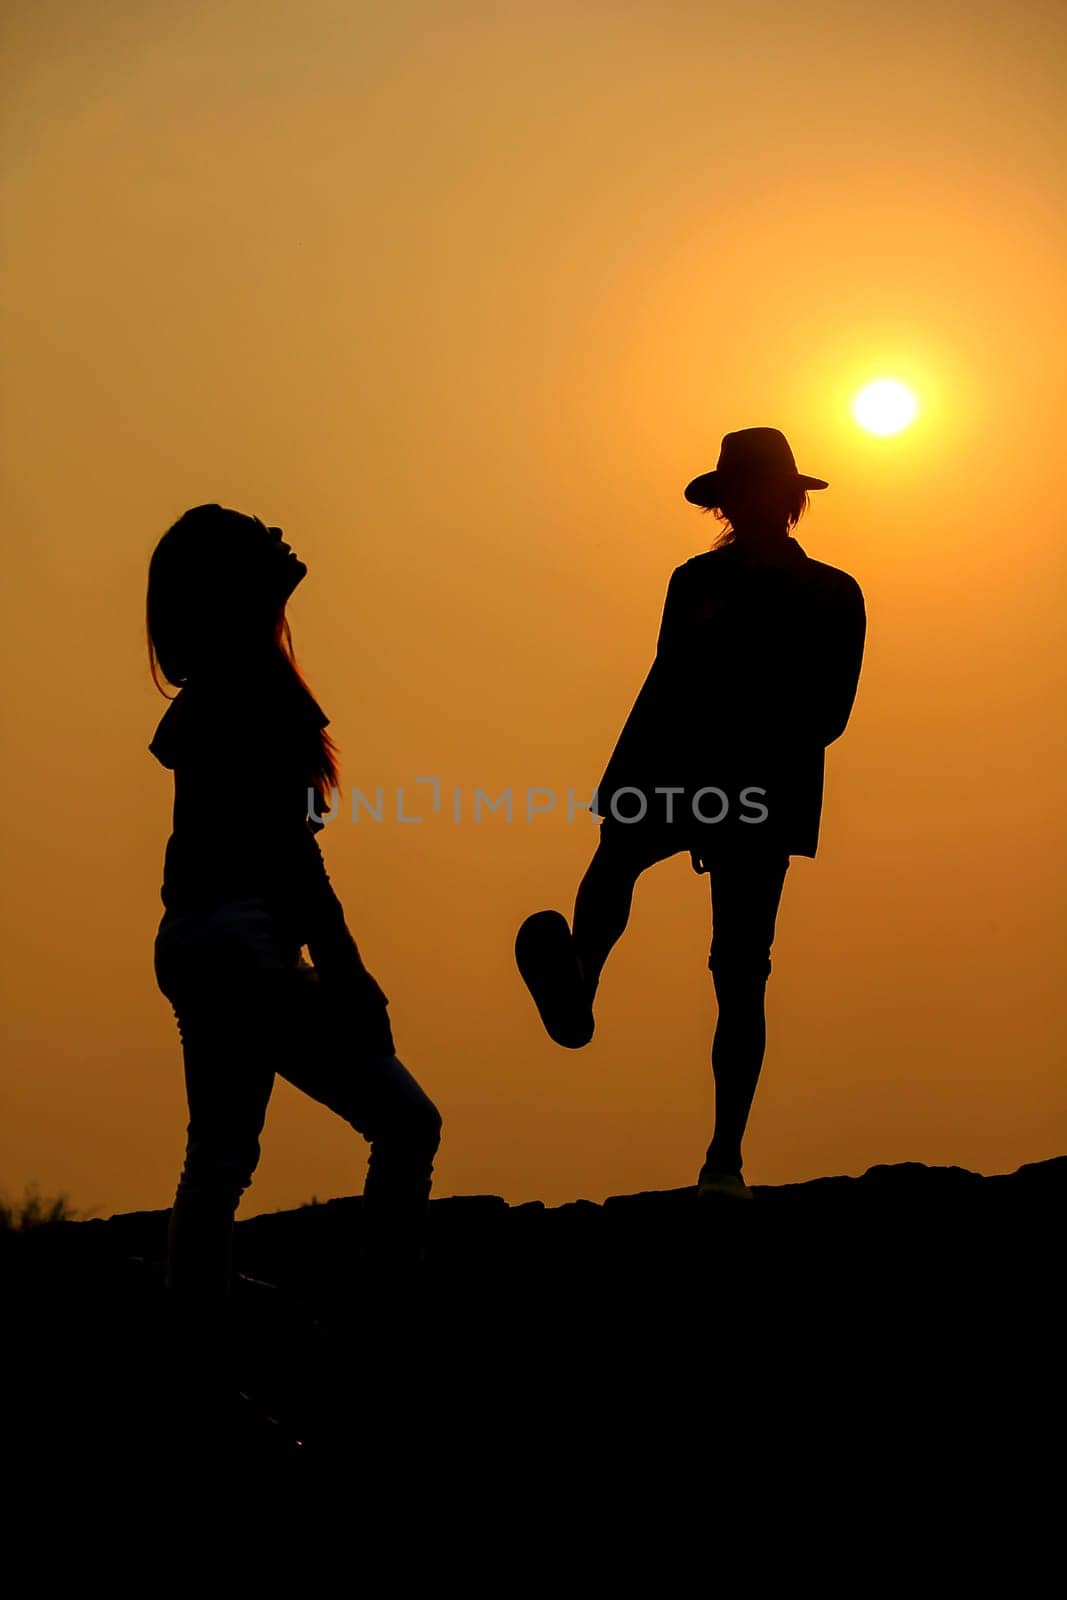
[699,845,789,1196]
[272,966,442,1273]
[516,822,665,1048]
[571,829,646,998]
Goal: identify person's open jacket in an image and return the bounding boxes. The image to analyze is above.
[593,537,866,857]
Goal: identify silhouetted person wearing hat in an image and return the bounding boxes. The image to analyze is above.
[516,428,866,1199]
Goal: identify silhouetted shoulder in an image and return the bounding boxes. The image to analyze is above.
[661,549,730,608]
[677,547,864,611]
[148,679,259,771]
[674,548,731,582]
[801,555,864,603]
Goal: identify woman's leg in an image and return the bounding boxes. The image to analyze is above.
[165,980,277,1310]
[702,845,790,1178]
[271,969,442,1263]
[154,904,295,1328]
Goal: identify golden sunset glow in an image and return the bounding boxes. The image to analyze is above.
[852,380,919,436]
[1,1,1064,1220]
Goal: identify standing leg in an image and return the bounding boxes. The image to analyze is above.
[166,979,277,1313]
[701,845,790,1184]
[155,903,297,1318]
[155,976,281,1429]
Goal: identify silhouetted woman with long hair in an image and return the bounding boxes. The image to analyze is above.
[516,429,866,1198]
[147,505,441,1334]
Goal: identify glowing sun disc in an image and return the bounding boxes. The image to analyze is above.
[853,379,918,436]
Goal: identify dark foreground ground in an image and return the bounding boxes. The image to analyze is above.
[5,1158,1063,1565]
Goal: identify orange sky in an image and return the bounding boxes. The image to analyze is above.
[2,0,1064,1220]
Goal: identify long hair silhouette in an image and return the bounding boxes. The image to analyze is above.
[146,503,340,818]
[147,502,441,1345]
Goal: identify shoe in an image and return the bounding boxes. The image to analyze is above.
[515,910,595,1049]
[696,1168,754,1202]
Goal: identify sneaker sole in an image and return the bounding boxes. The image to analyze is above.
[515,910,594,1049]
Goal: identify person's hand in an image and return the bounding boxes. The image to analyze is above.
[311,946,389,1007]
[307,945,394,1051]
[307,924,371,983]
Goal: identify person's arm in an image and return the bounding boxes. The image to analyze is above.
[619,567,692,726]
[252,770,395,1052]
[813,576,866,746]
[295,827,394,1050]
[591,566,690,819]
[297,827,386,996]
[654,565,690,658]
[190,687,391,1006]
[245,764,387,991]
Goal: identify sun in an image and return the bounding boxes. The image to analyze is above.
[852,379,919,436]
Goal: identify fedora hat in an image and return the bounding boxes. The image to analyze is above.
[684,427,828,508]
